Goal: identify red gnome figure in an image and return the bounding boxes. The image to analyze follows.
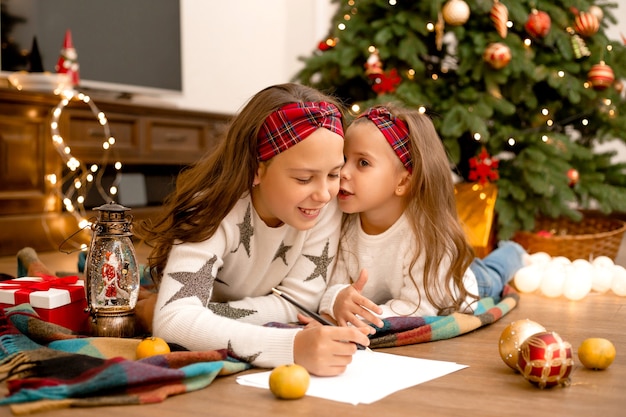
[56,29,80,86]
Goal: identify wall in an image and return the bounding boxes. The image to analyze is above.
[594,2,626,161]
[169,0,625,115]
[166,1,626,161]
[166,0,335,114]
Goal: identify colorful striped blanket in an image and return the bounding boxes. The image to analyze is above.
[0,286,518,414]
[370,285,519,348]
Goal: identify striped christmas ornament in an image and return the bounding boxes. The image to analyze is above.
[574,11,599,37]
[490,0,508,38]
[587,61,615,90]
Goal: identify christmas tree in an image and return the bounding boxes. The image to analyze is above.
[294,0,626,240]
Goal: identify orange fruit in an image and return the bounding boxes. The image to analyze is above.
[136,336,171,359]
[578,338,616,370]
[268,364,310,399]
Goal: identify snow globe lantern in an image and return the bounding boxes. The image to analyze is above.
[85,202,140,337]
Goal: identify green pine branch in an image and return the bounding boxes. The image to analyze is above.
[294,0,626,239]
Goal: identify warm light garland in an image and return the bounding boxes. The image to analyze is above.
[49,89,123,241]
[514,253,626,300]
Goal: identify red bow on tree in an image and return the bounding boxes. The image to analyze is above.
[372,69,402,95]
[468,147,499,184]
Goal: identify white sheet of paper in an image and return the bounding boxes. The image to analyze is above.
[236,350,468,405]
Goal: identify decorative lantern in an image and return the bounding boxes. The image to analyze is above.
[85,202,140,337]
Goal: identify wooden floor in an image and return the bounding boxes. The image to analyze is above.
[0,291,623,417]
[0,241,625,416]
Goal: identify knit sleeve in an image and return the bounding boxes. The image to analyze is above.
[152,199,341,368]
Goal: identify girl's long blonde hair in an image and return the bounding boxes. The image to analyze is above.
[345,103,477,315]
[137,83,345,286]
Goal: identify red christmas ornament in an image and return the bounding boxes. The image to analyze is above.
[55,29,80,86]
[318,41,330,51]
[517,331,573,389]
[318,38,336,51]
[468,147,499,184]
[525,9,551,38]
[567,168,579,186]
[587,61,615,90]
[574,11,599,38]
[372,68,402,95]
[483,42,511,70]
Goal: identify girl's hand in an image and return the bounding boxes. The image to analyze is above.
[333,269,384,330]
[293,314,371,376]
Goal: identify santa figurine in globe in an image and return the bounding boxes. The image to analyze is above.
[56,29,80,86]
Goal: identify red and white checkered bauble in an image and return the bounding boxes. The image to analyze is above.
[587,61,615,90]
[483,42,511,69]
[517,331,573,389]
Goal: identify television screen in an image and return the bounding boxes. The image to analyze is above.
[1,0,182,97]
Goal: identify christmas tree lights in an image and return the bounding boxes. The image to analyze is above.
[295,0,626,239]
[49,89,122,246]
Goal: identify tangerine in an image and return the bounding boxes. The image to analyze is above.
[578,338,616,370]
[136,336,171,359]
[268,364,310,400]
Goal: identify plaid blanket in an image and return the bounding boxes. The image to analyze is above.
[0,304,251,415]
[0,286,518,414]
[370,285,519,348]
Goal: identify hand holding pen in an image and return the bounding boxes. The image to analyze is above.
[272,288,371,351]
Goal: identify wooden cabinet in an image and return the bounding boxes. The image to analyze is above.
[0,88,231,256]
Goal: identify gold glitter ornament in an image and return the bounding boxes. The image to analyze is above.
[498,319,546,370]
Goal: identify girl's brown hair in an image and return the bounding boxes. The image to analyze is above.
[137,83,345,286]
[345,103,477,315]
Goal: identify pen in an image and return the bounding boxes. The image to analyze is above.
[271,287,369,351]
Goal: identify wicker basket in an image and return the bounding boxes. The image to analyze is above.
[512,212,626,261]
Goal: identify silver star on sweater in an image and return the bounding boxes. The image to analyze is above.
[232,203,253,257]
[303,240,334,282]
[163,255,218,307]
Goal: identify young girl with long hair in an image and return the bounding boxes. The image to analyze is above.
[320,104,527,329]
[137,83,370,376]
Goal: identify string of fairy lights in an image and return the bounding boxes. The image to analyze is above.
[326,0,621,153]
[49,88,122,249]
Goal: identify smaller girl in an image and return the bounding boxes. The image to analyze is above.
[320,104,527,329]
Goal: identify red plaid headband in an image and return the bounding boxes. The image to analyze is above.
[359,107,412,173]
[257,101,344,161]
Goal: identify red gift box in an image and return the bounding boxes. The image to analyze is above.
[0,276,89,333]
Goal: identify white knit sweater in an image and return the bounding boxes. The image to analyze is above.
[320,213,478,319]
[153,194,341,368]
